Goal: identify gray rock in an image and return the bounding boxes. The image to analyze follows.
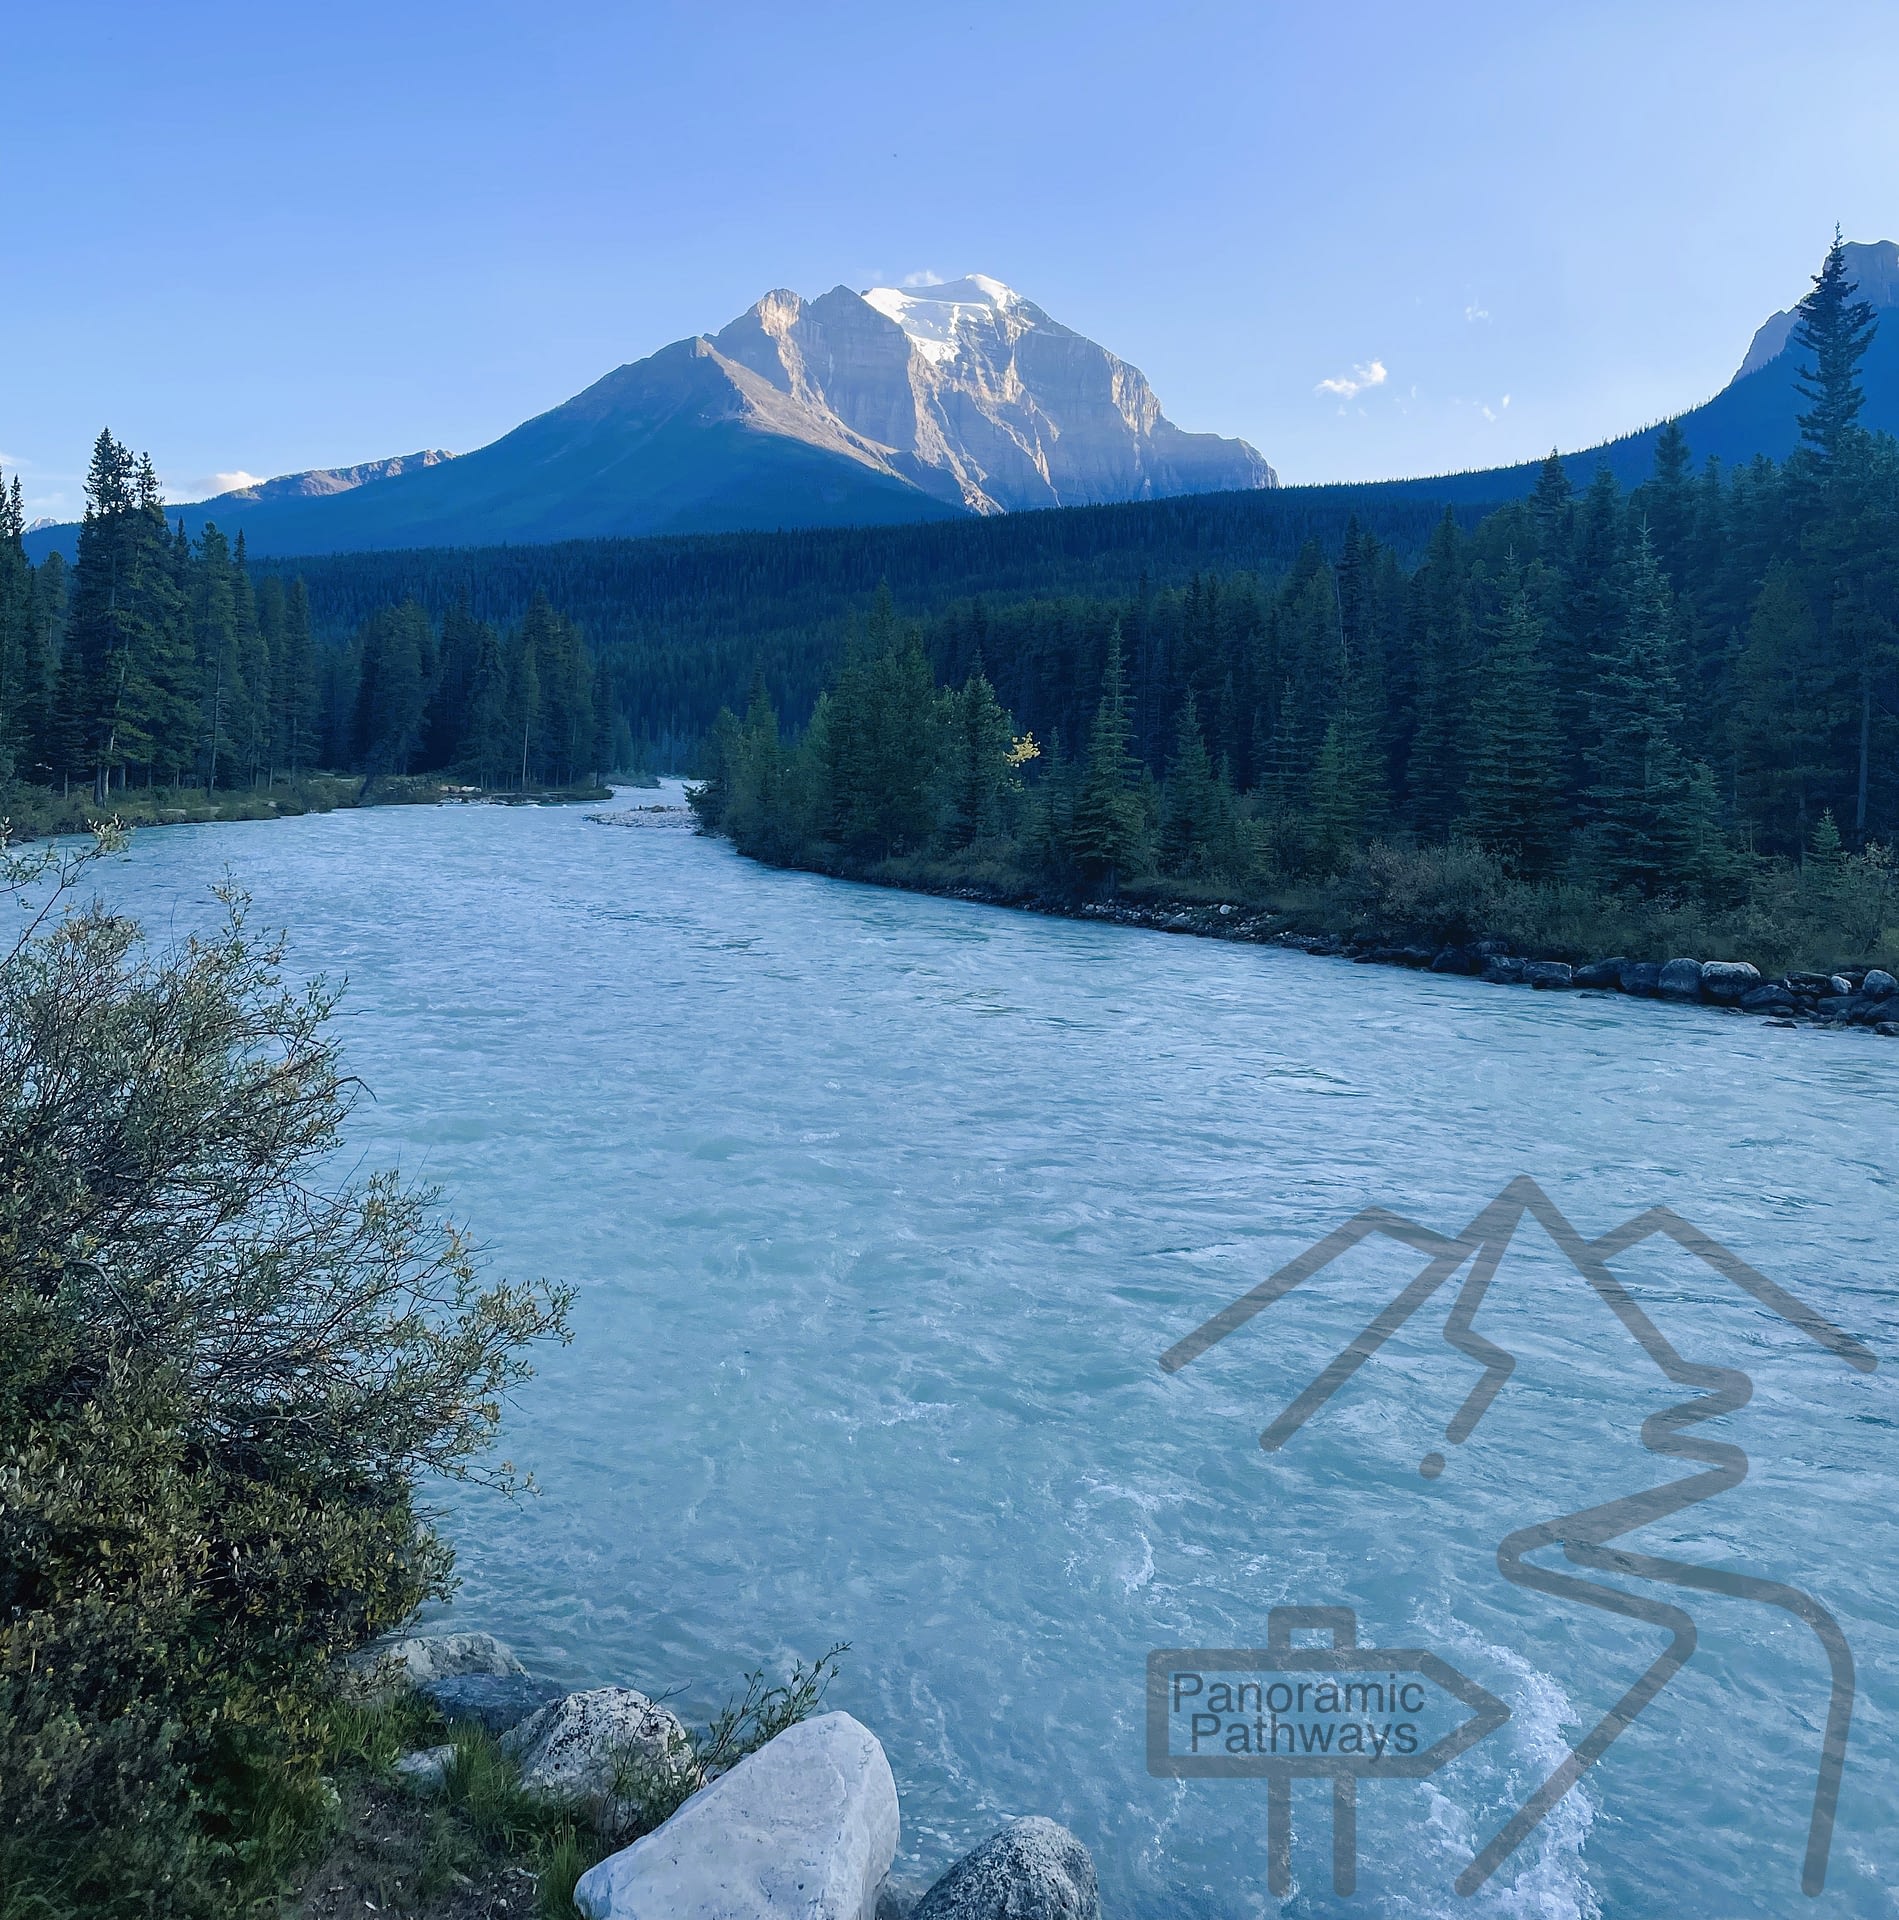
[1862,969,1898,1000]
[1699,960,1761,1003]
[1572,957,1626,989]
[1618,960,1664,997]
[1817,995,1859,1019]
[1784,971,1839,995]
[1657,958,1705,1001]
[1523,960,1573,989]
[1480,956,1528,985]
[1832,974,1854,995]
[342,1629,527,1703]
[912,1818,1099,1920]
[423,1671,564,1733]
[392,1744,457,1793]
[1429,945,1477,974]
[573,1711,899,1920]
[503,1687,693,1832]
[1740,984,1798,1013]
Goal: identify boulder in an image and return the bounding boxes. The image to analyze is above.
[342,1629,527,1704]
[1740,984,1798,1014]
[393,1744,457,1793]
[1572,957,1626,989]
[1657,958,1705,1001]
[1699,960,1761,1003]
[425,1671,564,1733]
[572,1712,899,1920]
[503,1687,693,1831]
[1480,956,1528,985]
[1523,960,1573,990]
[1618,960,1664,997]
[1429,946,1477,975]
[1862,969,1898,1000]
[1816,995,1860,1020]
[1784,971,1839,995]
[912,1818,1099,1920]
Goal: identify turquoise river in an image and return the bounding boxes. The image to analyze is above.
[97,787,1898,1918]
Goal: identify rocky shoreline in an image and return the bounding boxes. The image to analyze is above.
[866,876,1899,1039]
[348,1630,1098,1920]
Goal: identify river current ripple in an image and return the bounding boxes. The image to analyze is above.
[100,787,1898,1917]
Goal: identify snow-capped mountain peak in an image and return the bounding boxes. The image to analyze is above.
[861,275,1029,367]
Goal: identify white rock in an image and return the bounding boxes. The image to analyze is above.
[392,1744,457,1792]
[573,1711,899,1920]
[342,1629,527,1702]
[502,1686,692,1826]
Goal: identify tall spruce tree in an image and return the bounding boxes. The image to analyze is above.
[1070,623,1143,886]
[1460,587,1567,874]
[1159,691,1225,877]
[1794,230,1878,460]
[1586,530,1696,892]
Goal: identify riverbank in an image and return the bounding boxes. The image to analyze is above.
[3,774,619,840]
[695,836,1899,1038]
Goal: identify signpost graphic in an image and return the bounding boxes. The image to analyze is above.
[1148,1606,1509,1896]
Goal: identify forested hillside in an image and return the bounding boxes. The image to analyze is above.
[692,240,1899,966]
[0,437,627,807]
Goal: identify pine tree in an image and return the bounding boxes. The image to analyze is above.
[459,621,512,787]
[942,664,1018,849]
[1160,692,1224,877]
[1459,588,1567,874]
[1529,451,1573,558]
[1585,530,1695,892]
[276,578,320,775]
[1794,229,1878,460]
[353,603,428,776]
[1069,623,1144,886]
[1405,511,1473,835]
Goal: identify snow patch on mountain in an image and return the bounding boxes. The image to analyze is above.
[862,274,1024,366]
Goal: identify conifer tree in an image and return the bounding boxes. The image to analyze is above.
[1160,691,1224,877]
[1585,530,1696,892]
[942,664,1017,848]
[1069,623,1144,886]
[460,621,512,787]
[1460,588,1567,874]
[1795,230,1878,460]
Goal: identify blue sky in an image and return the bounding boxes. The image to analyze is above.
[7,0,1899,517]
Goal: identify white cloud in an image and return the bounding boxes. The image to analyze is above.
[900,269,945,288]
[1465,303,1490,323]
[1316,359,1388,400]
[164,469,266,501]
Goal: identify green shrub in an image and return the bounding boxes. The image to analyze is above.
[0,829,571,1916]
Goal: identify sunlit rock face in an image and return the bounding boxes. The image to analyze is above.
[712,274,1276,512]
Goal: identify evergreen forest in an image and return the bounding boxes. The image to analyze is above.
[0,440,628,813]
[690,240,1899,968]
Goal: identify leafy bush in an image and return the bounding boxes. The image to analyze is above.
[0,829,571,1916]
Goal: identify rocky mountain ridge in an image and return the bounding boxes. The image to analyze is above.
[25,279,1270,559]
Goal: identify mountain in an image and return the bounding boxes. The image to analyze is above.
[1358,239,1899,507]
[202,449,455,503]
[23,278,1273,561]
[1732,240,1899,379]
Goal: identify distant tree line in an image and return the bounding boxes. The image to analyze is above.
[0,440,629,803]
[260,489,1491,768]
[696,239,1899,917]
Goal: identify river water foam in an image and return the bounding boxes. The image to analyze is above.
[100,788,1898,1916]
